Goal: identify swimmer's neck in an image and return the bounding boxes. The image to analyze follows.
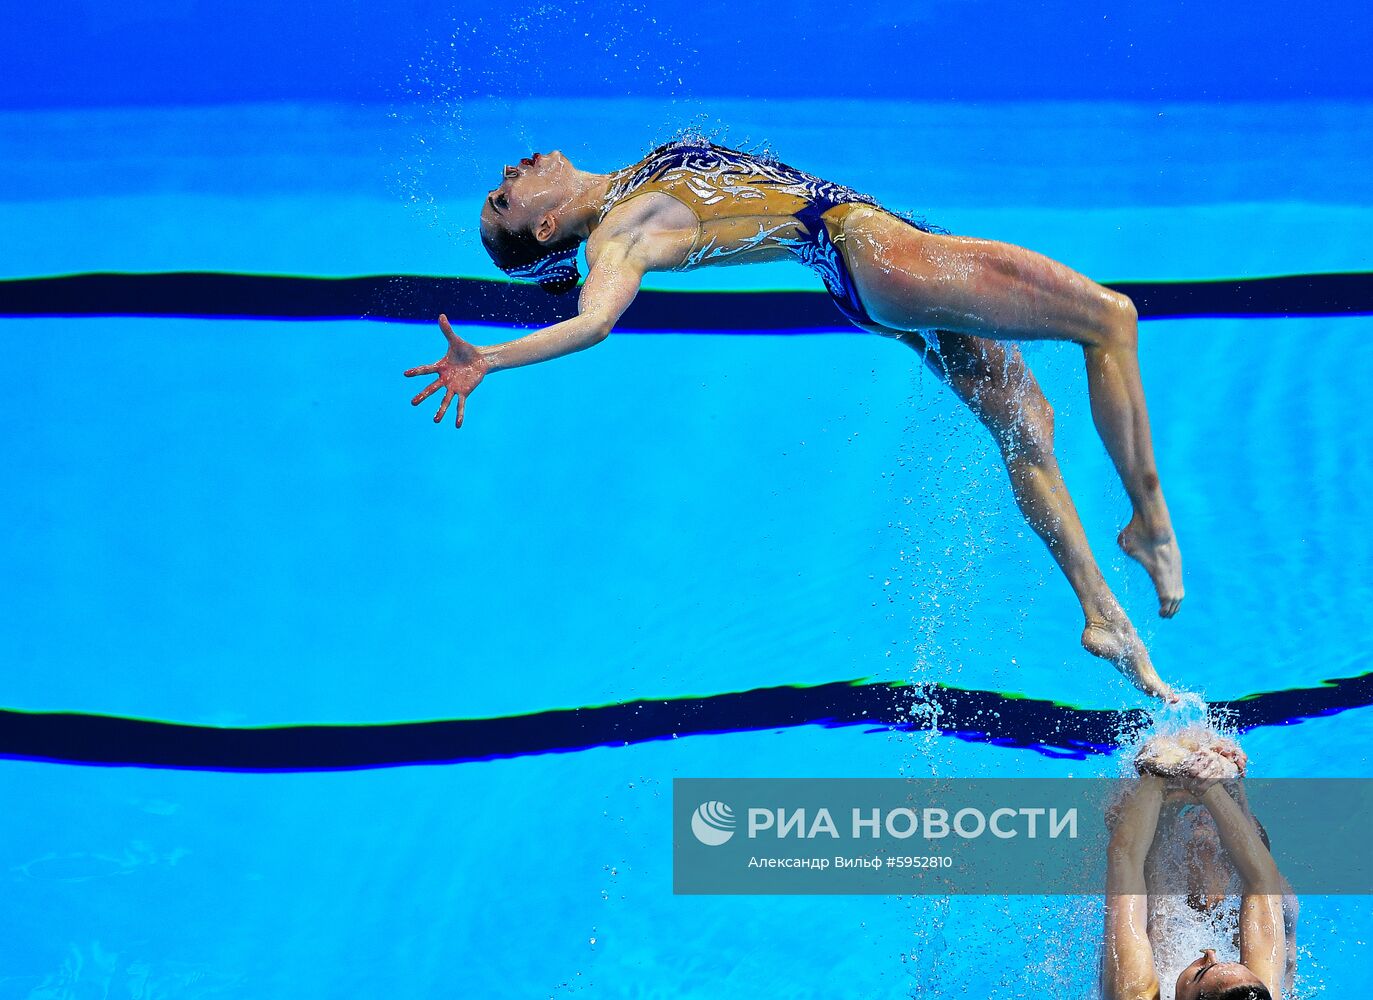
[555,168,618,243]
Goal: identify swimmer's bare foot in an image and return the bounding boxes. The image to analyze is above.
[1118,514,1185,618]
[1082,618,1178,702]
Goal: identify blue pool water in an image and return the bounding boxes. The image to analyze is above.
[2,9,1372,998]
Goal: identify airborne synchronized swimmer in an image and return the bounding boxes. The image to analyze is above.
[405,138,1185,701]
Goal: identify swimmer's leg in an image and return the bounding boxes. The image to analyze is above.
[1073,297,1185,620]
[844,220,1183,617]
[874,324,1174,701]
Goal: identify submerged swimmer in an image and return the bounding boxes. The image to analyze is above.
[1132,732,1299,995]
[1104,735,1293,1000]
[404,139,1184,699]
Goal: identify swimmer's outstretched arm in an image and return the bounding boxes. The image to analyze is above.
[403,239,646,426]
[1102,772,1164,1000]
[481,244,646,370]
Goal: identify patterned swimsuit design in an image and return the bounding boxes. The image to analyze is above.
[597,138,947,327]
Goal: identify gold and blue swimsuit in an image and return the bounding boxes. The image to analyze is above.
[598,138,947,327]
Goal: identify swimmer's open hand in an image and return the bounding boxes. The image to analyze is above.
[404,314,489,428]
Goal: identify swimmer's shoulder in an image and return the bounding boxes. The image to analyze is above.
[589,192,698,273]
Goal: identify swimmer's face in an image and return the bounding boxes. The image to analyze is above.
[1174,948,1268,1000]
[479,150,573,243]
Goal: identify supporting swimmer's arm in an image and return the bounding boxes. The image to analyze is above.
[1214,766,1297,994]
[1102,773,1165,1000]
[1196,782,1286,997]
[1282,889,1299,996]
[481,239,646,372]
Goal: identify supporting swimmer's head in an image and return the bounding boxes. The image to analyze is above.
[1177,811,1256,914]
[479,150,583,295]
[1174,949,1272,1000]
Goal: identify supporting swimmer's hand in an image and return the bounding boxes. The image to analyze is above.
[1134,730,1247,780]
[1210,738,1248,778]
[404,314,489,428]
[1177,749,1231,798]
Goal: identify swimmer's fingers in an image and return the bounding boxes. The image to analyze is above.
[434,387,456,425]
[1202,732,1245,770]
[1198,755,1228,793]
[454,393,467,428]
[439,313,460,348]
[1214,743,1248,776]
[1178,749,1228,796]
[411,378,443,407]
[404,363,440,378]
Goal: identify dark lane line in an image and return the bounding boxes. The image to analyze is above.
[2,271,1372,329]
[1,669,1367,772]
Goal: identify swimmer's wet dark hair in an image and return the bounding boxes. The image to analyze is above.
[480,221,582,295]
[1197,984,1272,1000]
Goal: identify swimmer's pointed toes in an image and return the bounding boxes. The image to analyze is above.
[1081,621,1173,701]
[1143,673,1179,703]
[1137,675,1178,703]
[1119,521,1185,622]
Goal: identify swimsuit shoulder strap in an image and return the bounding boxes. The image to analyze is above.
[597,140,712,222]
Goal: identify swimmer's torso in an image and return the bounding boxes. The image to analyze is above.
[596,139,883,273]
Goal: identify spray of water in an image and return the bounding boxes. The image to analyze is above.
[386,4,702,257]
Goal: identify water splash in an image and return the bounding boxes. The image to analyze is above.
[386,2,703,255]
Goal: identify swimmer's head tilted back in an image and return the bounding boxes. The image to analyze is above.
[479,150,583,295]
[1175,949,1273,1000]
